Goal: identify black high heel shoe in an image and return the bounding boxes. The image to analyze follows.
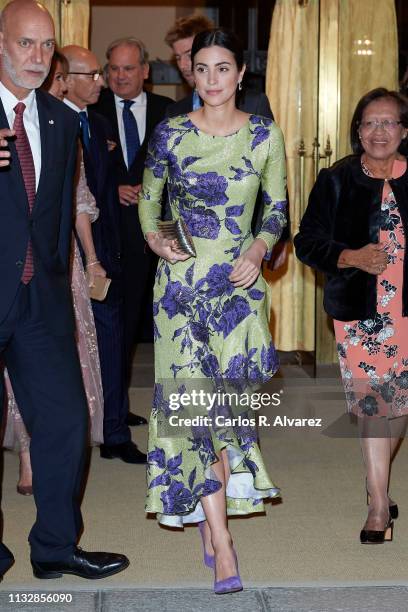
[366,492,399,520]
[389,503,399,520]
[360,518,394,544]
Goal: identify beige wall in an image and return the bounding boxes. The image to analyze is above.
[90,3,209,100]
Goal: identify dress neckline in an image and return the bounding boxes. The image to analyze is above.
[184,113,252,138]
[361,157,407,181]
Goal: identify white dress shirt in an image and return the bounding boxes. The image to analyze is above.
[114,91,146,169]
[0,81,41,190]
[63,98,90,137]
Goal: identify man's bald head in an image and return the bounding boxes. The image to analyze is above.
[0,0,55,98]
[0,1,53,33]
[62,45,105,109]
[62,45,98,72]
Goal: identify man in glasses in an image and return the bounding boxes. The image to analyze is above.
[63,45,147,465]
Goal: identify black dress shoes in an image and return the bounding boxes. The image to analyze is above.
[100,440,147,464]
[126,412,148,426]
[31,547,129,580]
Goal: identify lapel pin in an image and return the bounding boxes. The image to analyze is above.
[49,120,54,125]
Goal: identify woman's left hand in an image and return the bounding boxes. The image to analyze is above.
[229,239,267,288]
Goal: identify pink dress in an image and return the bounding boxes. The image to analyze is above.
[334,159,408,418]
[3,161,104,449]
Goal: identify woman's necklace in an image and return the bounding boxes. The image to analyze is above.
[361,155,395,181]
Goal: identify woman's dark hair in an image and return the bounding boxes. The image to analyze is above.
[350,87,408,155]
[41,49,69,93]
[191,28,244,71]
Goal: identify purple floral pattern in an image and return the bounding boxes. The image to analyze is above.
[139,114,286,525]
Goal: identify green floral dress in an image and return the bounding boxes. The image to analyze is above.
[139,114,287,527]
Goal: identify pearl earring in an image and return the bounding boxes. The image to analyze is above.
[238,81,242,91]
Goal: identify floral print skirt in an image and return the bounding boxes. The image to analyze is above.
[145,258,280,527]
[334,181,408,419]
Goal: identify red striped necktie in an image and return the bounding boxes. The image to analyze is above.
[13,102,36,284]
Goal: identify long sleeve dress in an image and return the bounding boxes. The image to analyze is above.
[138,114,287,527]
[3,160,104,450]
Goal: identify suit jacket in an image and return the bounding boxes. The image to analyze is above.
[90,89,173,257]
[0,89,79,334]
[91,88,173,185]
[83,109,122,287]
[166,90,274,119]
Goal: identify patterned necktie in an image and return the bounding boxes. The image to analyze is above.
[79,111,90,151]
[121,99,140,168]
[13,102,36,284]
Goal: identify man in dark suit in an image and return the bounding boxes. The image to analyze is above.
[91,38,173,423]
[0,0,128,579]
[63,44,146,464]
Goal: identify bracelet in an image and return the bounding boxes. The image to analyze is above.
[86,260,100,268]
[86,252,98,263]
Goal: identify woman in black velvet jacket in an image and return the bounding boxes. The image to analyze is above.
[295,88,408,544]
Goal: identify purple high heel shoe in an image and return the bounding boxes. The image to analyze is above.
[214,574,243,595]
[198,521,215,569]
[213,549,243,594]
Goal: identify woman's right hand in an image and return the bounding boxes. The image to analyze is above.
[146,232,191,264]
[338,243,388,275]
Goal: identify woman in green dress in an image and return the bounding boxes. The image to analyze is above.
[139,28,287,593]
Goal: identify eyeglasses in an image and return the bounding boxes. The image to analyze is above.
[68,71,104,81]
[359,119,402,132]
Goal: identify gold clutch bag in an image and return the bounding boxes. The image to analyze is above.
[157,218,196,257]
[88,276,112,301]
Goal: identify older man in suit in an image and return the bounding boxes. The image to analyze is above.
[0,0,128,579]
[62,44,147,465]
[91,38,173,423]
